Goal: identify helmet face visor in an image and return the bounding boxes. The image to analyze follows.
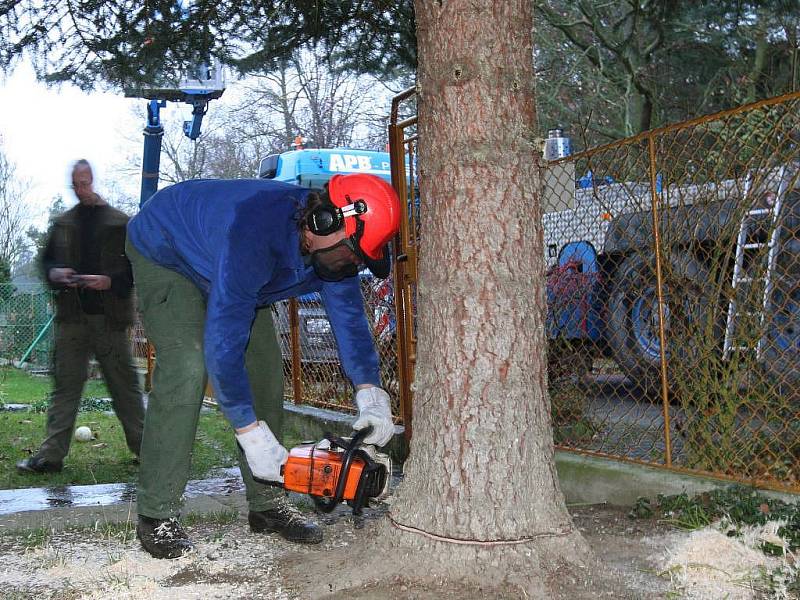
[309,238,362,282]
[358,243,391,279]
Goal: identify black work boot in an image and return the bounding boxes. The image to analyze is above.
[249,498,323,544]
[136,515,194,559]
[16,456,63,474]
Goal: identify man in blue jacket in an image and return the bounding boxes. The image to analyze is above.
[127,173,400,559]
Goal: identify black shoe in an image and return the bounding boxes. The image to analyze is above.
[136,515,194,559]
[16,456,63,474]
[249,499,323,544]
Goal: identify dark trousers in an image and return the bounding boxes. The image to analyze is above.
[127,241,285,519]
[38,315,145,463]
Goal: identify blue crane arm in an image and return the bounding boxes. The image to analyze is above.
[140,99,166,207]
[183,97,209,140]
[135,86,224,207]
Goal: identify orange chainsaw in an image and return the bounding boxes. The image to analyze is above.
[281,427,391,515]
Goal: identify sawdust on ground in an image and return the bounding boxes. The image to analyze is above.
[0,502,783,599]
[653,523,795,600]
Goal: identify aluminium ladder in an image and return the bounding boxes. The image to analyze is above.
[723,166,790,360]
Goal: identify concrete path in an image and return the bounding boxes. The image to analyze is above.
[0,469,247,533]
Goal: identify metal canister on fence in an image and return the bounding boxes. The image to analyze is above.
[543,128,572,161]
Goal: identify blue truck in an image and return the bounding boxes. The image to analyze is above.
[257,148,392,188]
[541,131,799,390]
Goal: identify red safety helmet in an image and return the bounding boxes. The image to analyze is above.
[328,173,400,277]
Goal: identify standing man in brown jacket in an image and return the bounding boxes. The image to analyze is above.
[16,160,144,474]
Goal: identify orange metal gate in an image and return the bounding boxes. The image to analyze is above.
[387,86,800,493]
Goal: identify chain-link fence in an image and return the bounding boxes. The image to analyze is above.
[0,283,54,368]
[0,283,400,415]
[274,277,401,418]
[389,88,800,493]
[0,284,153,378]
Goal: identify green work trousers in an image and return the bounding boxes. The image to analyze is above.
[38,315,144,463]
[127,241,285,519]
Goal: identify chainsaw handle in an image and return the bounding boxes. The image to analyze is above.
[325,425,371,451]
[351,425,372,444]
[314,426,372,513]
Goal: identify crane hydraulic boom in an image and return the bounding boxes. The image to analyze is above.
[125,61,225,207]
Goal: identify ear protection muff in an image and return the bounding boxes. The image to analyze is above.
[306,197,367,236]
[306,200,343,236]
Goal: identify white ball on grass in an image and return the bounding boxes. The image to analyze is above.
[74,426,93,442]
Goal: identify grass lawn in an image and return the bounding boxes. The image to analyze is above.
[0,367,307,490]
[0,410,240,490]
[0,366,109,405]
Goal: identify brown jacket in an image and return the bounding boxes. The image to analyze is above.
[41,202,135,329]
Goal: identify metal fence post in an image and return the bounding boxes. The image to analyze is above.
[288,297,304,404]
[647,134,673,466]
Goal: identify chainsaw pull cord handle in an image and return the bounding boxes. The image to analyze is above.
[314,426,372,513]
[306,442,317,497]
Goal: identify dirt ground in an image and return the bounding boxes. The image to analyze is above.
[0,500,682,600]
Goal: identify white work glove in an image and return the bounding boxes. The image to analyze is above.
[353,387,395,446]
[235,421,288,483]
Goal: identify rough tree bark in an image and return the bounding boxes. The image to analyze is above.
[284,1,601,596]
[381,0,591,591]
[393,0,572,542]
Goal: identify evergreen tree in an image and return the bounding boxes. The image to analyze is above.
[0,1,416,87]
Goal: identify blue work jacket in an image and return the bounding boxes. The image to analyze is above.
[127,178,380,428]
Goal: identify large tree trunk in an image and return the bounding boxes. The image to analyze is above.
[392,0,571,537]
[383,0,591,593]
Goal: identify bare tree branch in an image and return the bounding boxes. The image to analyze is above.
[0,148,33,268]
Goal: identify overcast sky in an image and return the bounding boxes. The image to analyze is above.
[0,61,212,226]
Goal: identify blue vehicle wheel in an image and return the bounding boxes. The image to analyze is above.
[608,253,719,394]
[761,191,800,389]
[630,290,667,364]
[762,278,799,384]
